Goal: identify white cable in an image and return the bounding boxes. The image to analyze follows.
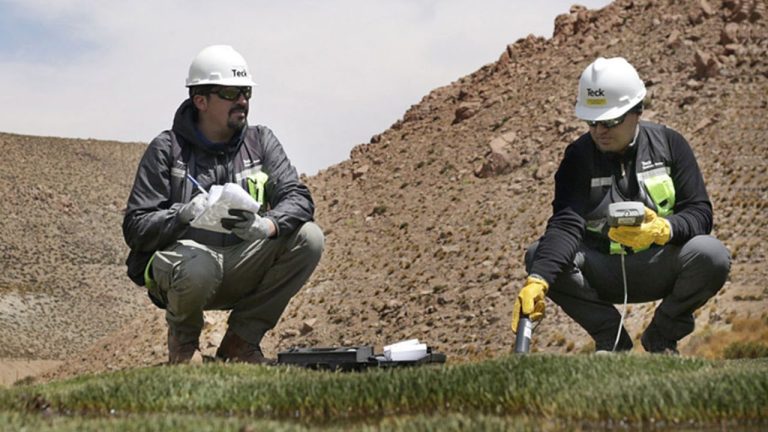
[612,250,629,352]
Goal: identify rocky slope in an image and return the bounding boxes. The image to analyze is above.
[0,134,146,360]
[0,0,765,383]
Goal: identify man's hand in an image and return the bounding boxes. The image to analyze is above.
[608,206,671,250]
[221,209,273,241]
[511,276,548,334]
[178,194,207,224]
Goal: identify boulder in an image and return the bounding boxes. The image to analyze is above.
[474,132,527,178]
[693,49,721,79]
[452,101,482,124]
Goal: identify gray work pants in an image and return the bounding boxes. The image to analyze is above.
[525,235,730,343]
[149,222,324,346]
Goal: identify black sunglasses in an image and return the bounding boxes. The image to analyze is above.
[209,86,252,101]
[585,112,628,129]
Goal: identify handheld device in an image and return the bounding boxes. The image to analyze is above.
[608,201,644,227]
[514,316,533,354]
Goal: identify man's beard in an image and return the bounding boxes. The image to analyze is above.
[227,106,248,130]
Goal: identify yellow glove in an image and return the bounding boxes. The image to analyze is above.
[608,206,671,250]
[511,276,548,334]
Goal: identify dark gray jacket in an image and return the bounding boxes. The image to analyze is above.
[123,99,315,285]
[529,121,713,285]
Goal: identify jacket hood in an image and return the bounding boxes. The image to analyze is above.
[171,99,246,154]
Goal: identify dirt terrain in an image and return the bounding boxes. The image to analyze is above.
[1,0,766,385]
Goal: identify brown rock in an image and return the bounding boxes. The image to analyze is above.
[403,106,425,123]
[692,116,718,134]
[475,132,527,178]
[553,13,578,38]
[352,164,369,180]
[452,101,481,124]
[685,79,704,90]
[688,10,704,25]
[720,23,741,45]
[723,0,761,23]
[679,94,698,107]
[534,162,557,180]
[574,9,592,34]
[723,44,746,56]
[488,132,517,155]
[666,30,683,49]
[570,4,587,14]
[300,319,317,335]
[693,49,721,79]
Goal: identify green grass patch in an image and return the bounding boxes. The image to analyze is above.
[0,411,546,431]
[1,354,766,430]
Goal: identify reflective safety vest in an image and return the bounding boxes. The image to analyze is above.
[583,122,676,254]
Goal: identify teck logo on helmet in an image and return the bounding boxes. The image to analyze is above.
[587,88,605,97]
[232,69,248,78]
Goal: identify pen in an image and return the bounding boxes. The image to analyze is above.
[187,174,208,196]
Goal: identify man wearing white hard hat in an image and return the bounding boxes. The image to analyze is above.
[123,45,324,364]
[511,57,730,354]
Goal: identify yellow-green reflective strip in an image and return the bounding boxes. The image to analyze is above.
[144,254,157,289]
[247,178,257,200]
[643,174,675,217]
[247,171,269,206]
[610,241,625,255]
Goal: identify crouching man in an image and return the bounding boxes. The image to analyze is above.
[511,57,730,354]
[123,45,324,364]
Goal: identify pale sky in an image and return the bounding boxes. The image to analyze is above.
[0,0,611,175]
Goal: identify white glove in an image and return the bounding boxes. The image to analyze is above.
[178,194,207,224]
[221,209,271,241]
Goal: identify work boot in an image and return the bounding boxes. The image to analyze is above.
[641,323,679,355]
[215,330,272,364]
[168,328,199,364]
[594,326,633,353]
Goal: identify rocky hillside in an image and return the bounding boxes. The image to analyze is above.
[1,0,765,382]
[0,134,145,360]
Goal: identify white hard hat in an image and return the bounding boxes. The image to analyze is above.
[186,45,257,87]
[574,57,646,121]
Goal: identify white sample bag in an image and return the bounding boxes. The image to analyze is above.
[190,183,261,233]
